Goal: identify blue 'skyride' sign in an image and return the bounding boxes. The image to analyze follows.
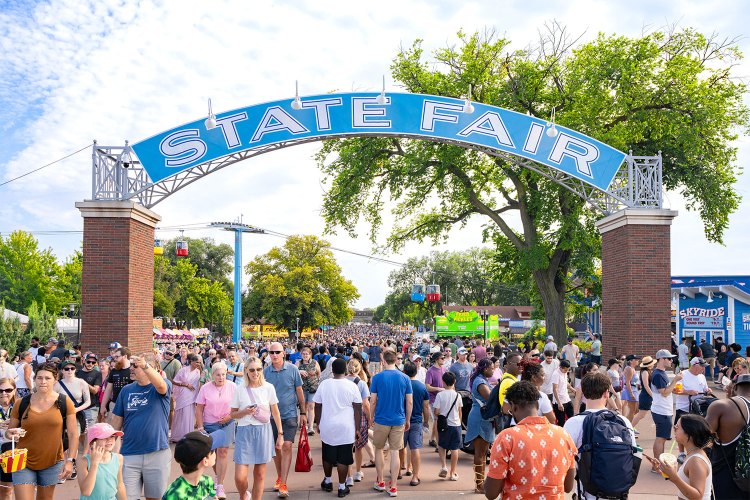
[132,93,626,190]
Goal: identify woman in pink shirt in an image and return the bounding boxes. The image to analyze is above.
[195,362,236,500]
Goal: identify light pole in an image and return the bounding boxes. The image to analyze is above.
[296,317,300,334]
[210,221,265,344]
[479,309,489,342]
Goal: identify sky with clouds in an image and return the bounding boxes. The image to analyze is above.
[1,0,749,309]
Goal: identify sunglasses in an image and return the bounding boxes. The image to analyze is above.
[85,360,96,364]
[269,350,283,355]
[63,367,76,371]
[0,389,13,394]
[246,368,262,373]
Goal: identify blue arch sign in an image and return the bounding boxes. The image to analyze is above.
[132,93,626,190]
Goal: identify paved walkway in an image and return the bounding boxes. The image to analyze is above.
[56,378,723,499]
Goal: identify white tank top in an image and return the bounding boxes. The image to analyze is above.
[676,453,712,500]
[15,363,32,389]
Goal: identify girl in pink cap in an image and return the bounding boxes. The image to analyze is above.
[77,423,126,500]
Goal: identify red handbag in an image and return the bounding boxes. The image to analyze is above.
[294,428,313,472]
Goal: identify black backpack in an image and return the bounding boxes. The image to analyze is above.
[689,394,718,417]
[576,410,640,499]
[18,393,69,451]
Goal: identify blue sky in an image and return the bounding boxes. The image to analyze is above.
[1,0,749,308]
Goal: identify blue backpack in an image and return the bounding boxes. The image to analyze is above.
[576,410,640,499]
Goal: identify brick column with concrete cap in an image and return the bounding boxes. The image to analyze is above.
[596,208,678,360]
[76,201,161,358]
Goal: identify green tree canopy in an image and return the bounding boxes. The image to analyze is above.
[162,237,234,293]
[0,231,65,315]
[245,235,359,334]
[316,26,748,345]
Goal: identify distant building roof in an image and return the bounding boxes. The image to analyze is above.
[671,275,750,303]
[442,305,534,320]
[2,308,29,323]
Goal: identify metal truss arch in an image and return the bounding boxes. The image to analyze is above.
[91,136,662,214]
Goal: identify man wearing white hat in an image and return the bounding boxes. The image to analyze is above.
[543,335,558,357]
[673,357,713,463]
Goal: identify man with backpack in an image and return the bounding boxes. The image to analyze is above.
[706,373,750,498]
[564,372,639,499]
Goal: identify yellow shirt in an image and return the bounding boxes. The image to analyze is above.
[497,373,518,406]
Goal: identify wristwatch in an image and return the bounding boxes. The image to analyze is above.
[65,458,74,462]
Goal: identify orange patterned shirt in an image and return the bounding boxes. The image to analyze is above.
[487,415,578,500]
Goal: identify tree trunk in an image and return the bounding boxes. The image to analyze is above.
[533,270,568,349]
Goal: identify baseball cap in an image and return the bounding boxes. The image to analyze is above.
[174,431,213,467]
[411,354,421,362]
[87,422,124,444]
[625,354,641,362]
[457,347,468,355]
[690,357,707,366]
[59,360,76,370]
[735,374,750,386]
[47,338,58,344]
[85,353,98,361]
[109,342,122,350]
[68,349,79,357]
[655,349,676,359]
[547,336,554,341]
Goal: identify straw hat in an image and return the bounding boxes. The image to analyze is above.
[639,356,657,369]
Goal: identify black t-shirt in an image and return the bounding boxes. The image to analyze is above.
[76,368,103,408]
[107,367,132,403]
[49,347,68,360]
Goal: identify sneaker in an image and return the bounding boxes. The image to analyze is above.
[216,484,226,499]
[388,485,398,497]
[321,479,333,492]
[338,486,351,498]
[274,478,282,491]
[345,476,354,487]
[450,473,459,481]
[677,452,686,464]
[438,467,448,478]
[278,484,289,498]
[353,471,364,482]
[428,439,437,447]
[373,481,386,492]
[70,459,78,480]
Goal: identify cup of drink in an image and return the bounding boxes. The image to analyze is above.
[659,453,677,479]
[674,382,683,393]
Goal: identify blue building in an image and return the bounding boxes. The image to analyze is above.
[671,276,750,347]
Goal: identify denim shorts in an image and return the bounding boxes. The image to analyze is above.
[12,460,63,487]
[403,423,423,450]
[304,390,316,403]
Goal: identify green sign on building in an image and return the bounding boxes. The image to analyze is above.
[435,310,499,338]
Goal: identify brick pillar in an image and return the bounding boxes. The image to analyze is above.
[76,201,161,358]
[596,209,678,360]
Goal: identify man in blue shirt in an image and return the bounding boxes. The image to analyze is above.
[370,349,413,497]
[112,353,171,500]
[264,342,306,498]
[401,361,429,486]
[369,343,383,374]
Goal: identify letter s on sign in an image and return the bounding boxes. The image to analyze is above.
[159,129,207,168]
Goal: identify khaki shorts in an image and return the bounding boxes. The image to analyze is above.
[371,423,405,451]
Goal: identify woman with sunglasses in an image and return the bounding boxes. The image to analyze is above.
[6,362,78,500]
[171,354,202,442]
[54,360,91,475]
[231,357,283,500]
[0,378,16,500]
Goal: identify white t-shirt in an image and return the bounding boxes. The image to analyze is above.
[0,362,16,380]
[677,344,690,366]
[416,366,427,385]
[564,408,637,500]
[675,371,708,412]
[230,382,279,427]
[313,377,362,446]
[561,344,579,366]
[433,389,463,427]
[541,359,560,394]
[551,369,571,404]
[537,392,553,417]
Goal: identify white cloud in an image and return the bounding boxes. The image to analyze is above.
[0,0,749,308]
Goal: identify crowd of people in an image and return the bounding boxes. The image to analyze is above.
[0,330,747,499]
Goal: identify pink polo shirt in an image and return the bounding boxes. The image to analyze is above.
[195,382,237,424]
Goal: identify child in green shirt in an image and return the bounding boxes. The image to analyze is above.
[162,431,217,500]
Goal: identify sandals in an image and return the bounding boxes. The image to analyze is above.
[409,478,420,486]
[404,471,412,476]
[362,460,376,468]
